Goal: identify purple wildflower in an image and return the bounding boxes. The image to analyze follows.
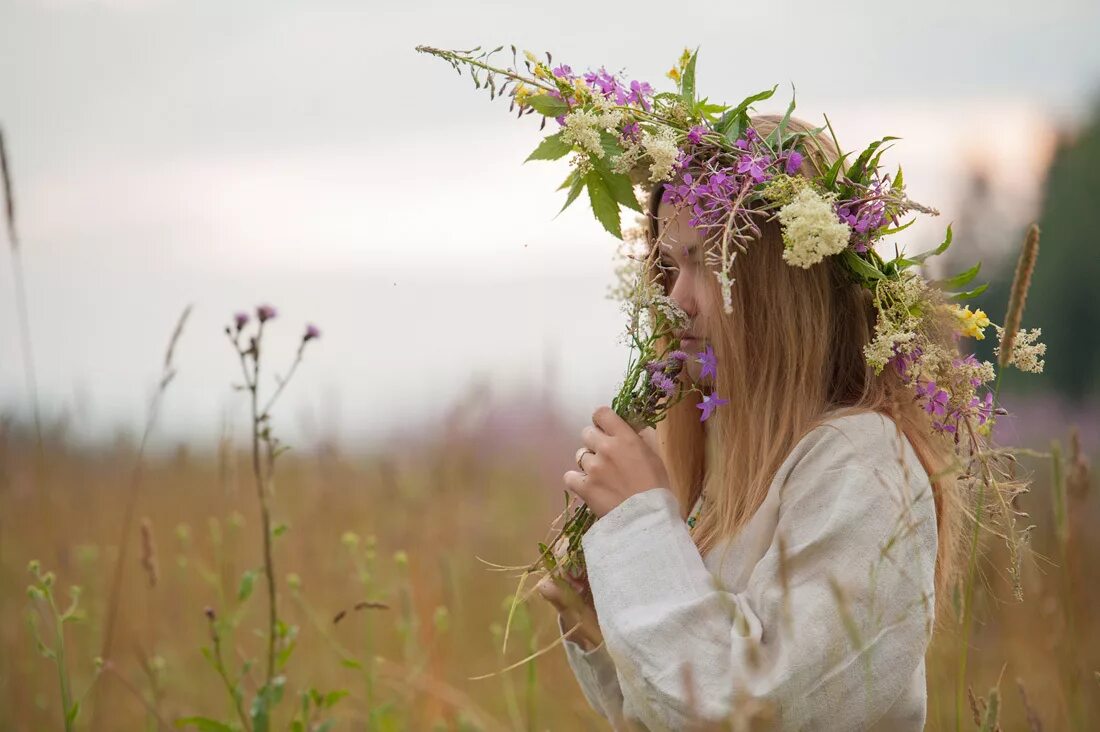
[303,323,321,342]
[584,67,627,102]
[650,370,677,395]
[620,121,641,143]
[256,304,277,323]
[666,350,690,362]
[552,64,574,80]
[736,154,771,184]
[687,124,709,145]
[233,312,249,331]
[696,391,729,422]
[696,344,718,381]
[915,380,950,417]
[784,150,804,175]
[628,79,654,111]
[733,137,750,150]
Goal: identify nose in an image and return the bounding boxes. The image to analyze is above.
[668,267,699,322]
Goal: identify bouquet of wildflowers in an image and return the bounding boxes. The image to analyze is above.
[418,43,1046,633]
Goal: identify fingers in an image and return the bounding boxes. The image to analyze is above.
[562,469,589,502]
[536,573,590,612]
[592,405,630,438]
[580,424,609,454]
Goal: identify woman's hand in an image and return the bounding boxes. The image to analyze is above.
[563,405,670,519]
[536,540,603,651]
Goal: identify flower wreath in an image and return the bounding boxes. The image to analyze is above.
[418,43,1042,608]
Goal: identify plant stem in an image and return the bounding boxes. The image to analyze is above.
[246,326,278,687]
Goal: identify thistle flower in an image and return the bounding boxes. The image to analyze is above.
[257,304,277,322]
[303,324,321,342]
[233,312,249,331]
[777,187,852,269]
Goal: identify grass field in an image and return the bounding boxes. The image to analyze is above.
[1,389,1096,731]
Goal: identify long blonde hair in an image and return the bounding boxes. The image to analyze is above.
[645,114,963,617]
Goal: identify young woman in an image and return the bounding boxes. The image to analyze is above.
[537,114,962,731]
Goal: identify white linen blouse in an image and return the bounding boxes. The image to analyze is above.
[558,411,938,731]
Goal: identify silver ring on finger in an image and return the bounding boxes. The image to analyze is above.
[575,446,595,472]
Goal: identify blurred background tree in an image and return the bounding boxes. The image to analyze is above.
[957,95,1100,399]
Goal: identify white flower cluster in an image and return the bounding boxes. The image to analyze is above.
[642,127,680,183]
[994,325,1046,373]
[560,96,626,161]
[863,273,931,373]
[864,329,916,373]
[776,187,852,268]
[560,110,605,158]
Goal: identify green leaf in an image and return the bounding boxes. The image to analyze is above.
[822,152,853,189]
[716,85,778,139]
[949,283,990,301]
[891,164,905,192]
[237,570,257,603]
[680,46,699,106]
[323,690,349,709]
[764,83,797,152]
[555,172,585,217]
[878,218,916,237]
[591,150,641,213]
[840,249,885,282]
[585,168,622,239]
[846,136,901,185]
[597,130,624,161]
[175,718,235,732]
[907,223,953,264]
[340,657,364,670]
[66,702,81,726]
[936,261,981,290]
[695,98,728,123]
[525,131,572,163]
[526,94,570,118]
[250,676,287,732]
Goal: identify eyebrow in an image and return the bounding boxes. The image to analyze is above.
[658,241,700,258]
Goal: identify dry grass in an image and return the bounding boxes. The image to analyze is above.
[0,403,1097,730]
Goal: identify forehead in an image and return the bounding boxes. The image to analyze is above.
[654,198,704,254]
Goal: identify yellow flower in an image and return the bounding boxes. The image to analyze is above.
[666,66,681,82]
[513,82,535,107]
[533,64,550,80]
[523,49,539,65]
[949,304,990,340]
[572,77,589,101]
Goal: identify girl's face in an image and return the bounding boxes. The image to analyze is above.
[655,199,712,383]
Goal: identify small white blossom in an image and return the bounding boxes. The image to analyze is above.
[642,127,680,183]
[776,187,852,268]
[864,328,916,374]
[560,109,605,158]
[994,325,1046,373]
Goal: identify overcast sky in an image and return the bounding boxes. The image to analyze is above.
[1,0,1098,449]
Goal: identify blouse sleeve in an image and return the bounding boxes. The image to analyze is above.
[557,614,628,727]
[579,417,938,731]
